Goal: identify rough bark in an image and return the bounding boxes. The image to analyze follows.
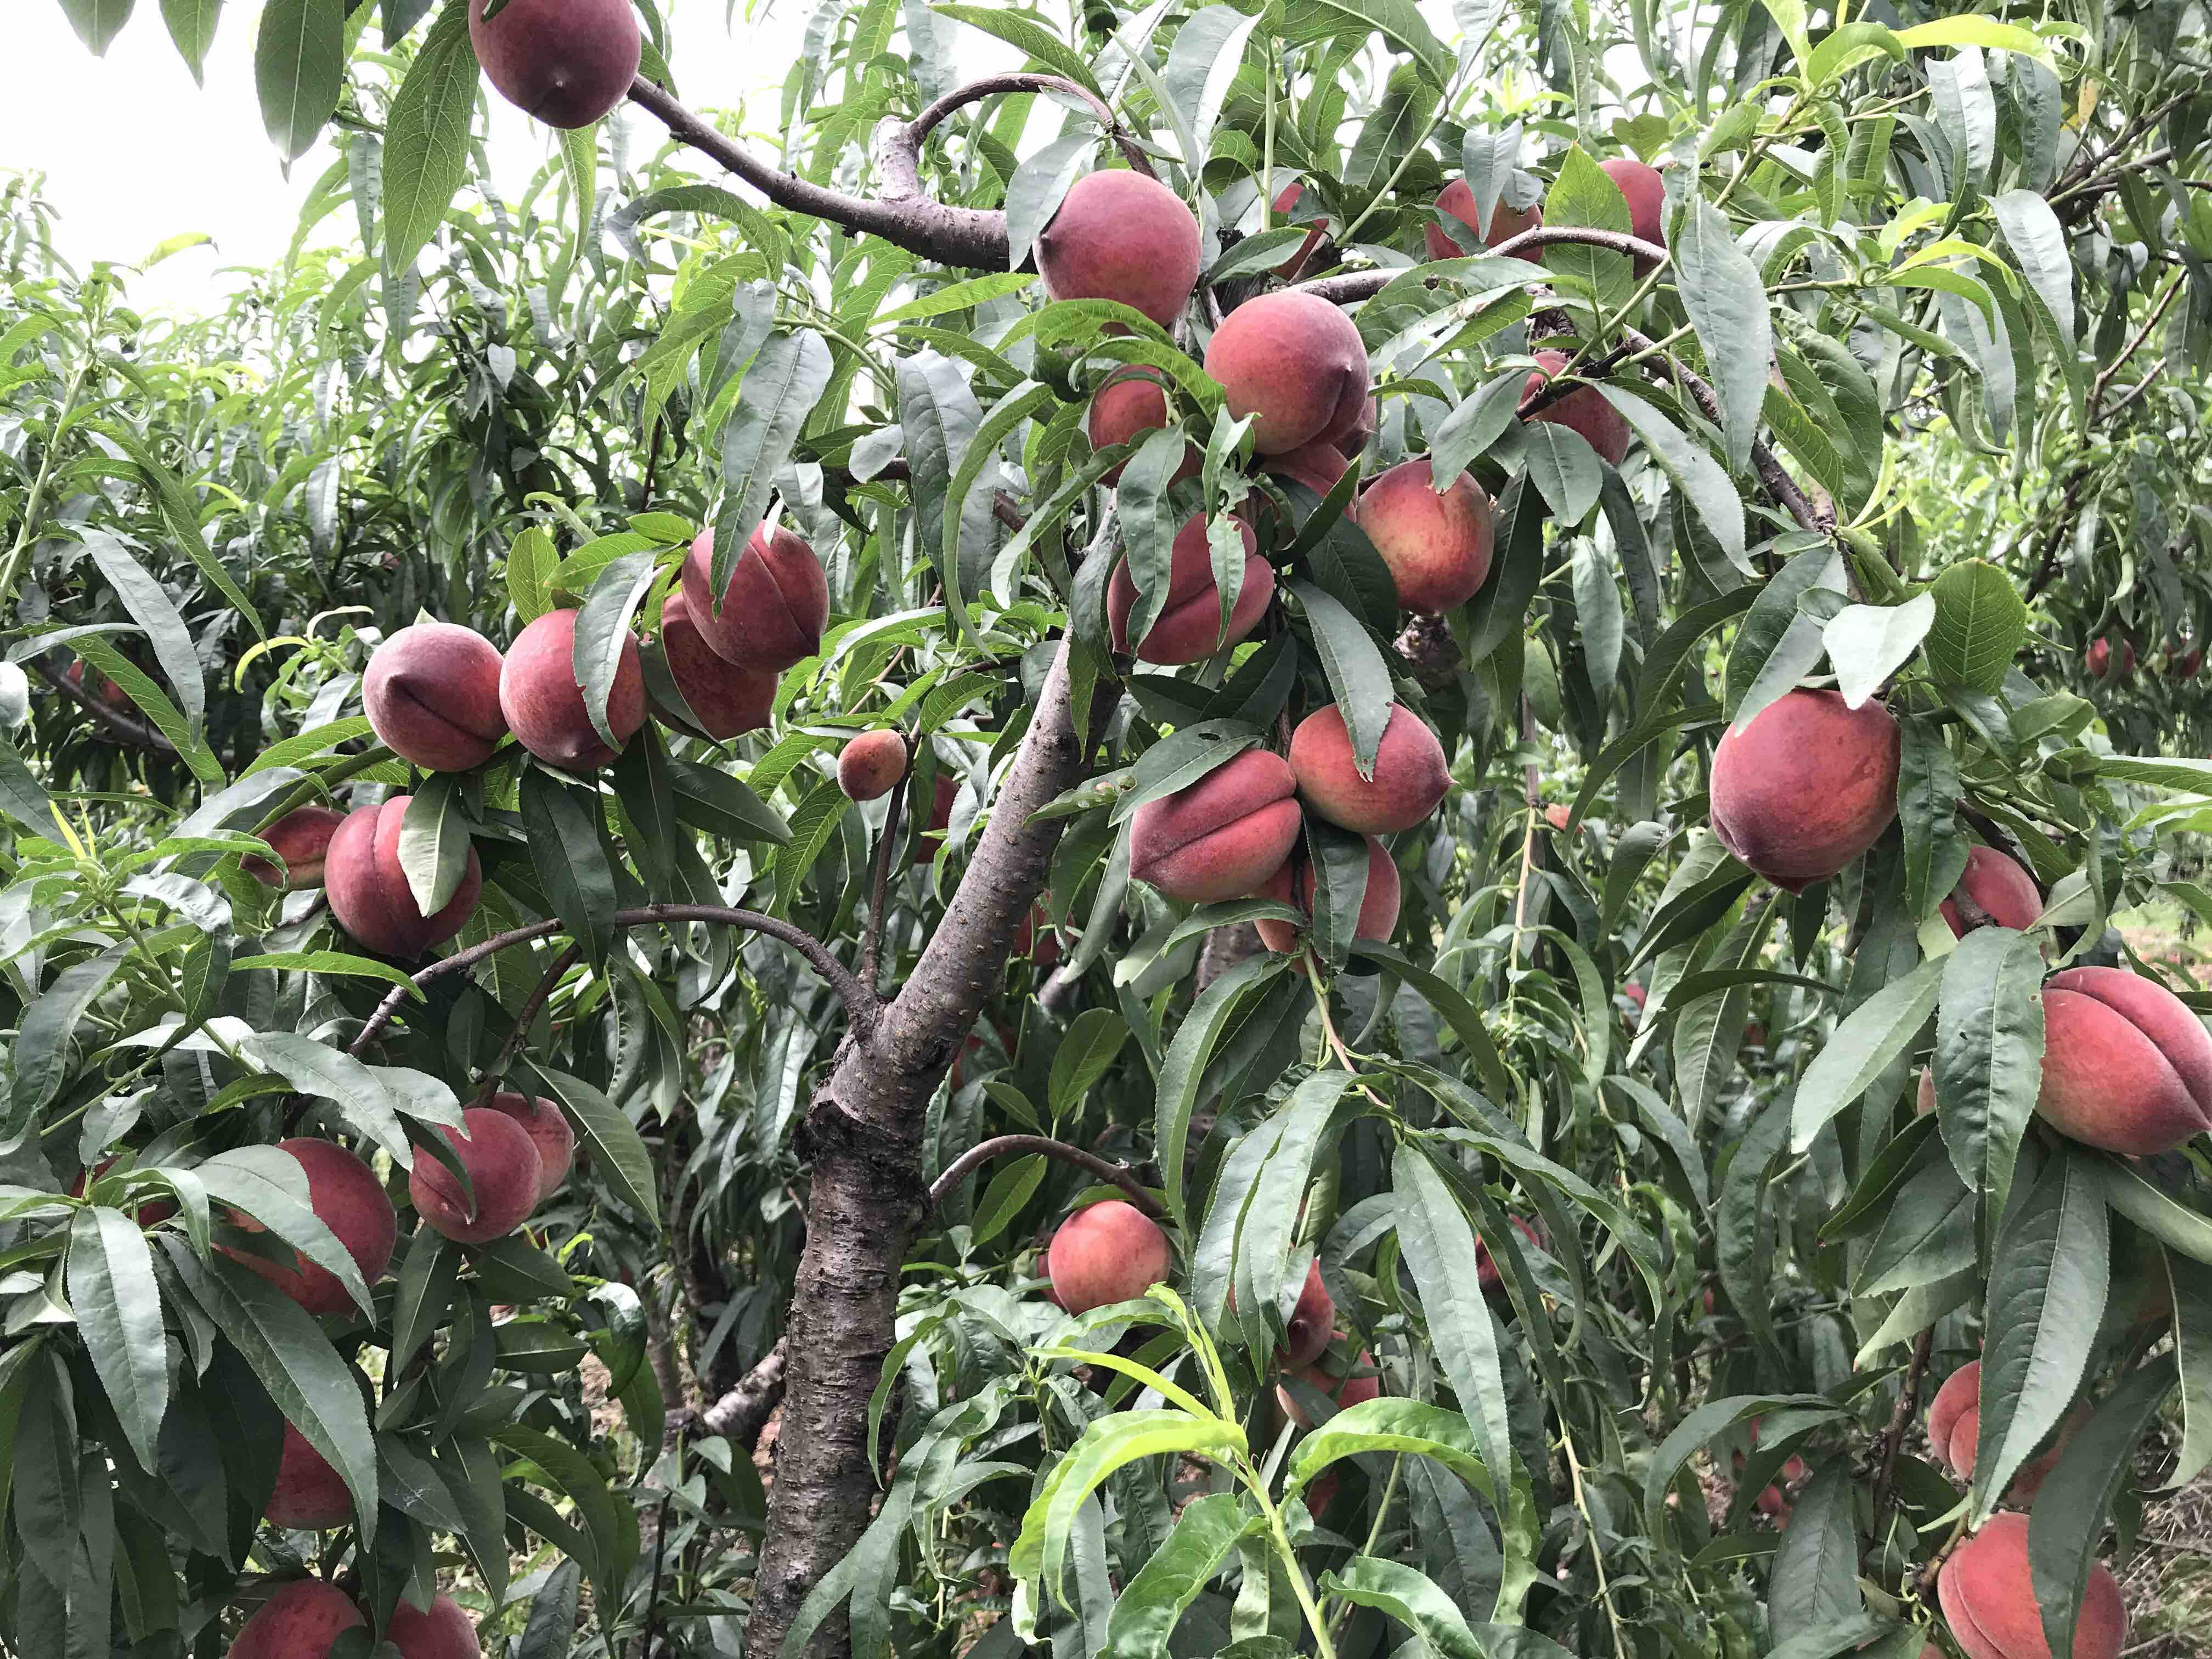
[702,1340,788,1448]
[742,636,1107,1659]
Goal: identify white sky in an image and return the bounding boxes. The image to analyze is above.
[3,1,1467,316]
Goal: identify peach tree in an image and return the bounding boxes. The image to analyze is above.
[5,1,2212,1658]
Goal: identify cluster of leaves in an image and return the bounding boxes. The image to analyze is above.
[3,0,2212,1657]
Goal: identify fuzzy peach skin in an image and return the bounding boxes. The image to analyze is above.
[1942,843,2043,935]
[1938,1513,2126,1659]
[1127,748,1304,903]
[363,622,509,771]
[326,797,483,958]
[1278,1262,1336,1369]
[409,1108,545,1245]
[386,1590,483,1659]
[1047,1200,1173,1313]
[230,1578,366,1659]
[2086,637,2134,678]
[1266,441,1353,500]
[469,0,640,129]
[245,805,348,889]
[1108,514,1273,664]
[484,1092,575,1205]
[1086,369,1199,487]
[1254,834,1402,953]
[1521,349,1632,467]
[1708,689,1900,891]
[1288,704,1452,836]
[2036,965,2212,1155]
[839,729,909,801]
[681,524,831,672]
[1599,156,1666,264]
[222,1137,397,1317]
[1277,1347,1381,1429]
[1205,291,1372,455]
[1036,171,1203,330]
[500,607,645,771]
[1425,177,1541,258]
[1356,458,1496,613]
[658,589,776,741]
[264,1421,352,1529]
[1926,1359,2080,1506]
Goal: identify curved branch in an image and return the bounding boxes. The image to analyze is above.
[470,942,580,1110]
[31,658,175,753]
[349,904,874,1056]
[627,76,1010,271]
[927,1133,1163,1218]
[1617,325,1826,537]
[881,74,1153,199]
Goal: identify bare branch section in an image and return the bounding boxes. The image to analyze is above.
[881,74,1156,195]
[348,903,876,1056]
[700,1339,788,1447]
[31,658,175,753]
[928,1133,1163,1217]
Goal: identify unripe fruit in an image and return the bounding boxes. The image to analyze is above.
[1942,843,2042,935]
[468,0,641,130]
[2036,966,2212,1155]
[1128,749,1303,903]
[483,1092,575,1205]
[364,622,509,772]
[1107,514,1273,664]
[1708,690,1900,891]
[1036,171,1202,330]
[2086,636,2135,678]
[326,798,483,958]
[1047,1201,1173,1313]
[1937,1513,2125,1659]
[1277,1347,1380,1428]
[387,1590,482,1659]
[1926,1359,2081,1506]
[230,1578,365,1659]
[409,1109,545,1245]
[1598,156,1666,264]
[1425,177,1541,258]
[264,1421,352,1529]
[1254,836,1401,953]
[839,730,909,801]
[245,806,348,889]
[1288,704,1452,835]
[1279,1262,1335,1369]
[658,589,776,741]
[1355,458,1496,613]
[499,607,645,771]
[1086,369,1199,487]
[1205,291,1371,455]
[1522,349,1632,467]
[223,1138,398,1317]
[680,525,830,672]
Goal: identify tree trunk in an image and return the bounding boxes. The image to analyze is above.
[742,638,1104,1659]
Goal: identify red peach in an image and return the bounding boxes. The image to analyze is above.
[1426,178,1541,259]
[364,622,509,772]
[1047,1200,1173,1313]
[1107,514,1273,664]
[246,805,348,890]
[658,589,776,741]
[1708,690,1900,891]
[387,1590,482,1658]
[1037,171,1201,331]
[483,1092,574,1204]
[1253,836,1402,953]
[2036,966,2212,1155]
[468,0,640,129]
[680,524,830,673]
[223,1138,398,1317]
[1937,1513,2125,1659]
[1277,1347,1381,1429]
[499,607,644,771]
[409,1109,544,1245]
[1355,457,1495,613]
[1086,369,1199,487]
[1599,157,1666,265]
[1942,843,2042,936]
[2086,637,2135,678]
[1205,291,1371,455]
[839,730,909,802]
[1128,748,1304,904]
[1522,349,1632,467]
[1926,1359,2080,1506]
[325,798,483,959]
[1287,704,1452,836]
[1278,1261,1336,1369]
[264,1421,352,1530]
[230,1578,365,1659]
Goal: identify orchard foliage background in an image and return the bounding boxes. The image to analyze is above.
[4,0,2212,1656]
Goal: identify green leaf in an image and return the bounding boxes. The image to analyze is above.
[67,1208,167,1470]
[494,1423,639,1610]
[161,1242,378,1530]
[1925,560,2028,692]
[10,945,131,1128]
[970,1155,1047,1246]
[668,760,790,844]
[710,332,834,599]
[1725,540,1846,727]
[1893,15,2056,67]
[1934,926,2045,1246]
[1049,1008,1131,1118]
[520,770,617,967]
[928,4,1105,96]
[1394,1150,1515,1493]
[1288,580,1394,777]
[1430,370,1527,484]
[255,0,346,160]
[1288,1397,1497,1501]
[1099,1492,1254,1659]
[2169,1254,2212,1489]
[1673,196,1772,472]
[1791,956,1943,1150]
[1155,955,1285,1227]
[1321,1556,1487,1659]
[1521,422,1602,524]
[1856,1158,1976,1295]
[2028,1357,2176,1659]
[506,527,557,625]
[1768,1459,1861,1643]
[81,531,206,738]
[197,1145,374,1317]
[390,1227,456,1373]
[1596,386,1750,574]
[1822,594,1933,708]
[1539,146,1634,315]
[771,777,853,915]
[534,1066,658,1225]
[380,0,477,277]
[1975,1150,2108,1521]
[1898,719,1968,922]
[398,774,473,917]
[2092,1158,2212,1264]
[574,551,657,754]
[61,0,137,53]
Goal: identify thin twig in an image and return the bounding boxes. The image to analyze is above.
[2089,274,2183,422]
[926,1133,1162,1218]
[1617,325,1826,536]
[884,74,1153,193]
[350,904,874,1056]
[859,741,913,995]
[1870,1328,1936,1553]
[30,658,174,752]
[470,943,581,1110]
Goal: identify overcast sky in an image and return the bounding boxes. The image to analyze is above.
[4,1,1466,315]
